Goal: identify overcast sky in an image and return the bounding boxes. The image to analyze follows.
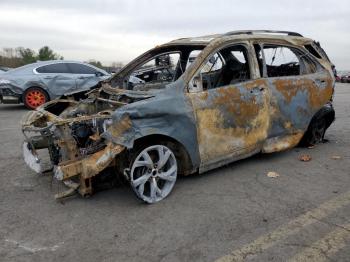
[0,0,349,69]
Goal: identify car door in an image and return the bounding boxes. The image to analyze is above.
[67,63,107,92]
[36,63,76,96]
[187,43,270,171]
[256,43,333,152]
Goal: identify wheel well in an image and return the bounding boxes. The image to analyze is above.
[299,105,335,146]
[132,134,194,176]
[310,105,335,130]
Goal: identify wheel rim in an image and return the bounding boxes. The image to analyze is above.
[25,90,46,108]
[130,145,177,203]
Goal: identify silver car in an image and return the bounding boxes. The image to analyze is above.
[0,60,110,109]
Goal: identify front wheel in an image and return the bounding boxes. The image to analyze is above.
[129,144,177,204]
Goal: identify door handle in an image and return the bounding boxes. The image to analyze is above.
[44,76,53,79]
[250,86,265,93]
[314,79,327,87]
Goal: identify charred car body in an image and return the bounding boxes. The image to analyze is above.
[22,30,335,203]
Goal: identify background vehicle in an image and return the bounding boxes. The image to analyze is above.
[0,60,109,109]
[0,66,11,74]
[22,30,335,203]
[340,72,350,83]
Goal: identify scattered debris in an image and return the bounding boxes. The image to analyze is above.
[299,154,312,162]
[267,171,280,178]
[331,155,342,160]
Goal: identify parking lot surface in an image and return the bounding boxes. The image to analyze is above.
[0,83,349,262]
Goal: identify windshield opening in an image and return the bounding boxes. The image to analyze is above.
[109,44,206,92]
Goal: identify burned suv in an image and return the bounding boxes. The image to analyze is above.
[22,30,335,203]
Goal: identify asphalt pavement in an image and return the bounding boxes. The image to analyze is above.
[0,83,349,262]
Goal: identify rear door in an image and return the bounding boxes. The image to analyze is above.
[187,43,270,171]
[67,63,107,92]
[36,63,76,96]
[256,43,333,151]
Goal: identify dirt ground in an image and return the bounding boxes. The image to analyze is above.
[0,83,349,262]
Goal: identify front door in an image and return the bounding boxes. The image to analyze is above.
[67,63,105,92]
[187,44,270,170]
[36,63,76,96]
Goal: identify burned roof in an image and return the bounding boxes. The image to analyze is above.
[167,30,313,46]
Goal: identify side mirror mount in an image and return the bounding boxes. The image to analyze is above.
[189,75,203,93]
[95,71,104,77]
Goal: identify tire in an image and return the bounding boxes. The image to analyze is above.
[23,87,49,109]
[129,143,178,204]
[299,106,335,146]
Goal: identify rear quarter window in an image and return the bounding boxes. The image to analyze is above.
[260,44,319,77]
[304,44,322,59]
[67,63,99,74]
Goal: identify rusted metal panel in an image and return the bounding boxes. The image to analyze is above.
[55,143,125,181]
[187,79,270,168]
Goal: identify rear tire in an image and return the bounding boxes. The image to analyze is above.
[299,106,335,146]
[23,87,49,109]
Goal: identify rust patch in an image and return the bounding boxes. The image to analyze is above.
[59,143,125,180]
[82,143,125,179]
[193,93,270,163]
[212,87,260,126]
[262,132,304,153]
[284,121,292,129]
[274,78,333,108]
[198,91,209,100]
[244,79,267,90]
[107,115,132,137]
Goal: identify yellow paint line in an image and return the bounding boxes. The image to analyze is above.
[215,191,350,262]
[288,223,350,262]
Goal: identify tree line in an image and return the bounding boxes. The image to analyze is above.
[0,46,64,68]
[0,46,124,72]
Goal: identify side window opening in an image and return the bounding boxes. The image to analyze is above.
[298,52,318,74]
[262,45,300,77]
[262,45,319,77]
[189,45,251,92]
[304,44,322,59]
[186,50,202,69]
[128,52,180,90]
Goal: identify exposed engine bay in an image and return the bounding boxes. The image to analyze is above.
[21,84,154,198]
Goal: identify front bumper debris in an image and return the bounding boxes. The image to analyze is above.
[21,98,130,199]
[53,142,125,181]
[22,142,42,173]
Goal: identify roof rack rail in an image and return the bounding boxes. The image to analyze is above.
[224,30,303,37]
